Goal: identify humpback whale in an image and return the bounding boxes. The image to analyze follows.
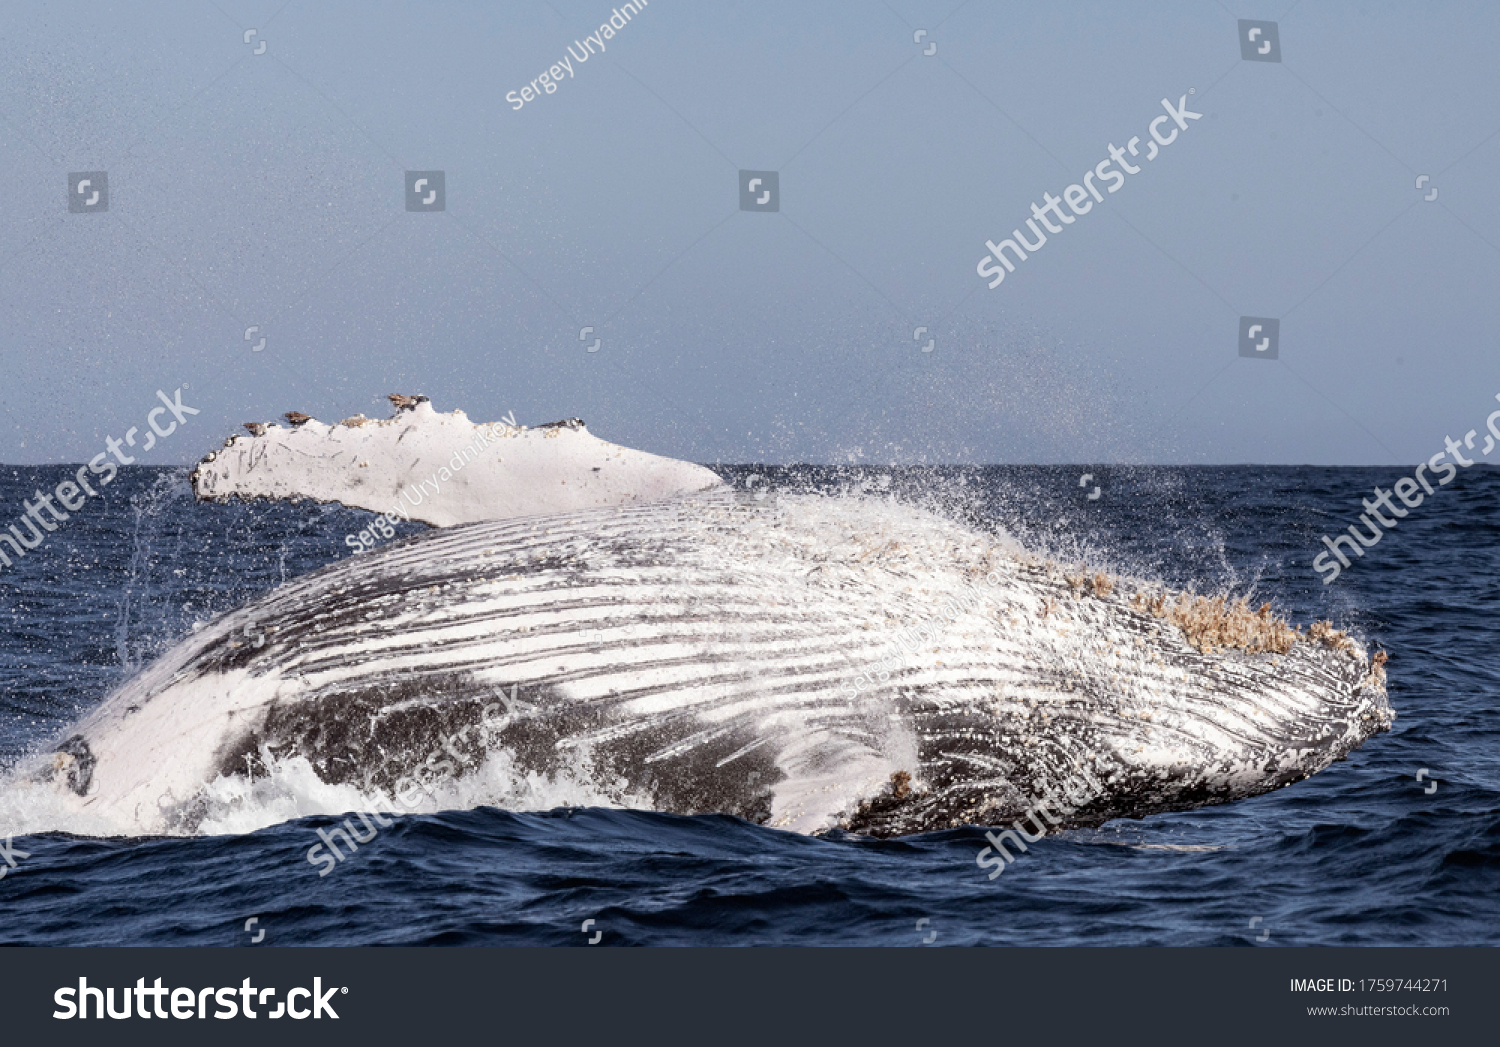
[16,399,1393,839]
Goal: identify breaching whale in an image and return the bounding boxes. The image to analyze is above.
[18,398,1393,839]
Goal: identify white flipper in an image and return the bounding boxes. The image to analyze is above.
[190,399,724,526]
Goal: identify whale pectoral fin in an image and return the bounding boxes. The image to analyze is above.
[190,398,725,525]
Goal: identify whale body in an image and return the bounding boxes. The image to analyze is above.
[21,483,1392,838]
[12,399,1393,838]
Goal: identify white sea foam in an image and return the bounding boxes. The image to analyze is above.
[192,744,654,837]
[0,741,655,839]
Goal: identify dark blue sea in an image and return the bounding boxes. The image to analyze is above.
[0,464,1495,946]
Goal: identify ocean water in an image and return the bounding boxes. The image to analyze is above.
[0,463,1495,946]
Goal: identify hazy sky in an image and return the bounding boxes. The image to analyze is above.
[3,1,1498,467]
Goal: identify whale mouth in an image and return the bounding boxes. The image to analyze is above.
[10,399,1393,841]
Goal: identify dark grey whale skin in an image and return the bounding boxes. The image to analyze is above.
[42,491,1394,838]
